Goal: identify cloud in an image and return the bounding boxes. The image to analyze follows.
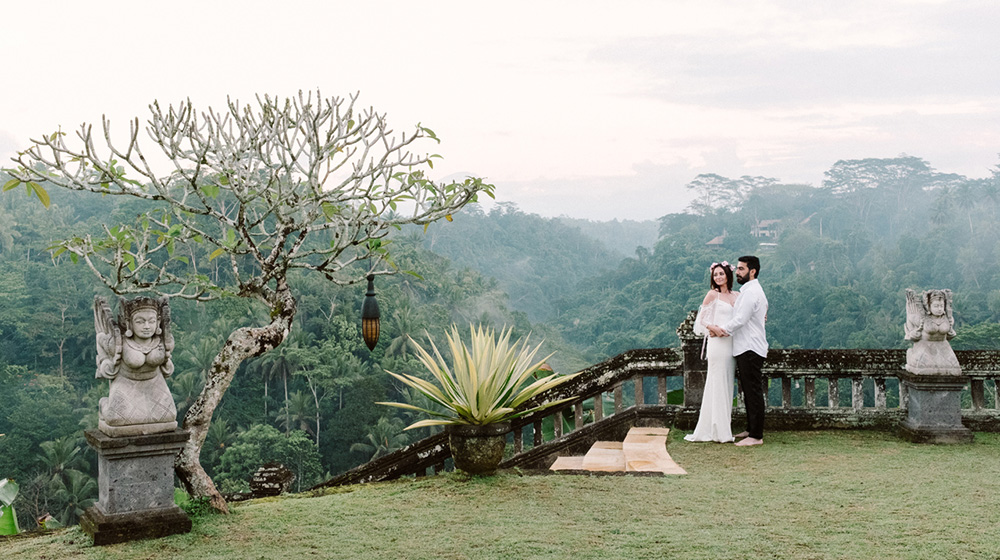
[589,1,1000,109]
[0,129,19,165]
[495,146,751,221]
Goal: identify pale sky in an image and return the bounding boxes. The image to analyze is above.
[2,0,998,221]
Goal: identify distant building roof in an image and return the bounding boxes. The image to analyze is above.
[751,219,780,238]
[706,228,727,245]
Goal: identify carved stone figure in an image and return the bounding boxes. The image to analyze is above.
[904,289,961,375]
[94,296,178,436]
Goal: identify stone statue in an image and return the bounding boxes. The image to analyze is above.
[94,296,178,436]
[904,289,961,375]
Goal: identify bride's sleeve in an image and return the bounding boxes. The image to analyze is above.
[693,299,715,336]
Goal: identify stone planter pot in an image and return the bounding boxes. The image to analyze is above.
[446,422,511,475]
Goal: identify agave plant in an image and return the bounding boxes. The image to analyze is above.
[378,325,577,429]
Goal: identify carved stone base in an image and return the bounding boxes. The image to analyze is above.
[99,419,178,437]
[83,428,192,545]
[898,372,973,444]
[898,421,973,444]
[80,504,192,546]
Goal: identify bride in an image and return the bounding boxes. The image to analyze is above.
[684,261,738,443]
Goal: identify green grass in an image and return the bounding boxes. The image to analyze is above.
[7,431,1000,560]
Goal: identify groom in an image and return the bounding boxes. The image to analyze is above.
[707,256,768,446]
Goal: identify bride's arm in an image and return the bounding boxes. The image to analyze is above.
[693,291,718,336]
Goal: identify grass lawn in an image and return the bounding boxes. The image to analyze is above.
[6,430,1000,560]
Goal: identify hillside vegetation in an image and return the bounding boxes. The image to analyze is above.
[425,157,1000,363]
[3,154,1000,533]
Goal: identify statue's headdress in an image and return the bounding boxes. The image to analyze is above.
[119,297,166,337]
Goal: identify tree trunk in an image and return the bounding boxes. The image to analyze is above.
[283,370,290,434]
[175,279,297,514]
[307,376,320,446]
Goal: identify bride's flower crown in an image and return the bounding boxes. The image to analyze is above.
[711,261,735,272]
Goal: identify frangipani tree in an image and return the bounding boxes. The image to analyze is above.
[5,90,493,512]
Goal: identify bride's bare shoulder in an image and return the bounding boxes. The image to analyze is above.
[702,290,719,306]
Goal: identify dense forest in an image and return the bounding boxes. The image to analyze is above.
[424,156,1000,362]
[3,154,1000,529]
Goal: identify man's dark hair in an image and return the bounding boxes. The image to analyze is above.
[739,255,761,278]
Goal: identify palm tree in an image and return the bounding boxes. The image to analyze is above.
[37,436,88,486]
[274,391,317,436]
[252,330,314,427]
[51,470,96,526]
[349,417,410,460]
[202,418,237,477]
[176,336,219,380]
[171,370,205,419]
[386,301,423,358]
[952,182,980,235]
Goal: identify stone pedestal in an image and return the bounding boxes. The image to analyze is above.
[80,428,192,545]
[678,310,707,409]
[898,372,973,444]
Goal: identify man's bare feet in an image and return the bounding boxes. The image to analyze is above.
[734,431,749,438]
[734,437,763,447]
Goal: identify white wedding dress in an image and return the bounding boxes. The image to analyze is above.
[684,298,737,443]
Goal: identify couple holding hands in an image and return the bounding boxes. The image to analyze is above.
[684,256,768,447]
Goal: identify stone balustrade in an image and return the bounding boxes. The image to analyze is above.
[314,312,1000,488]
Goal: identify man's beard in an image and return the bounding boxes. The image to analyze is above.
[736,273,748,285]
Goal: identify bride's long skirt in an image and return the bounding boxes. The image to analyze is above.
[684,335,736,443]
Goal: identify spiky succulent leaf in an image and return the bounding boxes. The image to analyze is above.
[378,325,578,428]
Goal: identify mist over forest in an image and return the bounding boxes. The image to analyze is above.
[423,155,1000,361]
[2,154,1000,527]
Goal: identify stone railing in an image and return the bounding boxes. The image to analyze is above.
[314,312,1000,487]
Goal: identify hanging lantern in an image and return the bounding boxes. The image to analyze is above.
[361,274,380,351]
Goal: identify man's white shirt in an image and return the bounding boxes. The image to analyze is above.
[722,278,768,358]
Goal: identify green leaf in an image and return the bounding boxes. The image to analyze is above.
[208,247,226,261]
[29,182,50,208]
[403,270,424,280]
[321,202,343,219]
[0,478,19,506]
[2,179,19,191]
[419,125,439,142]
[201,184,220,198]
[70,253,78,264]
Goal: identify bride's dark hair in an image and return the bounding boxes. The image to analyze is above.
[709,263,734,292]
